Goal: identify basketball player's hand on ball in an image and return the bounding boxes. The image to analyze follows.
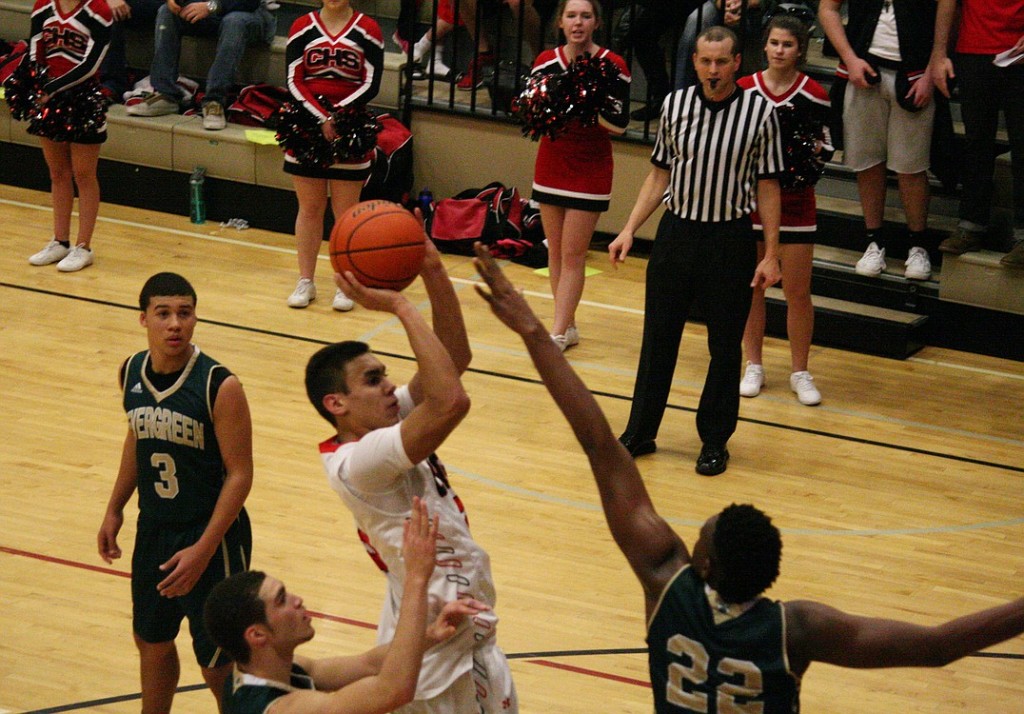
[473,242,545,338]
[420,231,444,273]
[334,270,407,313]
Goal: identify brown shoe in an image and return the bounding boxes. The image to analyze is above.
[999,240,1024,268]
[939,226,985,255]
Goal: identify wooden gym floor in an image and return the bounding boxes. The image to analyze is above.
[1,185,1021,713]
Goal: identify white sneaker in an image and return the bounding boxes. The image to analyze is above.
[202,101,226,131]
[56,244,94,272]
[739,362,765,397]
[551,334,568,352]
[125,93,179,117]
[904,246,932,280]
[332,288,355,312]
[287,278,316,308]
[427,49,451,78]
[412,35,432,64]
[28,238,70,266]
[564,325,580,348]
[789,371,822,406]
[855,242,887,277]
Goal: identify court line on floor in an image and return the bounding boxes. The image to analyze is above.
[5,283,1022,534]
[7,527,1024,714]
[5,196,1021,379]
[9,534,1022,714]
[5,279,1022,455]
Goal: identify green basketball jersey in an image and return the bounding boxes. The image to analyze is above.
[123,346,231,526]
[647,566,800,713]
[226,663,315,714]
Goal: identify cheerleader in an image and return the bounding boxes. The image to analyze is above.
[737,12,833,406]
[21,0,112,272]
[282,0,383,310]
[528,0,629,350]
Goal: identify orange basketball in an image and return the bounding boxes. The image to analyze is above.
[330,200,426,291]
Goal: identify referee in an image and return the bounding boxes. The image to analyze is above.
[608,25,784,476]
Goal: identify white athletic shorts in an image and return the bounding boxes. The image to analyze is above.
[395,639,518,714]
[842,67,935,174]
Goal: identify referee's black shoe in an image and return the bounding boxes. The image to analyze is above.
[619,434,657,458]
[695,444,729,476]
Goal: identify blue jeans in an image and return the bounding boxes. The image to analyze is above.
[151,4,273,105]
[100,0,165,98]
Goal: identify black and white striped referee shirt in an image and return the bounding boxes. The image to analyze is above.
[652,85,785,223]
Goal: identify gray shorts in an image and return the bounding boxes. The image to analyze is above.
[842,67,935,174]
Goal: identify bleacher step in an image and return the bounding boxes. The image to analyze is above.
[763,286,928,359]
[940,250,1024,316]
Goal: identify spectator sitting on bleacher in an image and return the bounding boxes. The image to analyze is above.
[454,0,544,91]
[392,0,455,80]
[932,0,1024,269]
[99,0,163,101]
[125,0,276,130]
[819,0,937,281]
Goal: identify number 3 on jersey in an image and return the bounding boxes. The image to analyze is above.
[151,453,179,499]
[666,634,764,713]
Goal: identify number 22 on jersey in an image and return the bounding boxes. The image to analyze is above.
[666,634,764,713]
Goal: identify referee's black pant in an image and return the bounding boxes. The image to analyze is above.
[623,212,755,449]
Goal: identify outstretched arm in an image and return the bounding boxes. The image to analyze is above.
[408,237,472,405]
[472,244,690,613]
[786,597,1024,674]
[298,597,487,695]
[273,498,440,714]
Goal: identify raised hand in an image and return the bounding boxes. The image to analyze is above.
[334,270,407,313]
[472,243,545,336]
[402,496,439,582]
[426,598,491,645]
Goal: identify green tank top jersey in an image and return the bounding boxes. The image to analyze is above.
[646,566,800,714]
[226,663,314,713]
[123,347,231,526]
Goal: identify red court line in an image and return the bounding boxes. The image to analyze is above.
[527,659,652,688]
[1,545,130,578]
[2,544,645,687]
[0,544,379,630]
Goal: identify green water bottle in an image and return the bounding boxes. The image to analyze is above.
[189,167,206,224]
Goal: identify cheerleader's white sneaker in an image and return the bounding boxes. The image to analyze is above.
[29,238,70,266]
[56,244,93,272]
[789,371,822,406]
[739,362,765,397]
